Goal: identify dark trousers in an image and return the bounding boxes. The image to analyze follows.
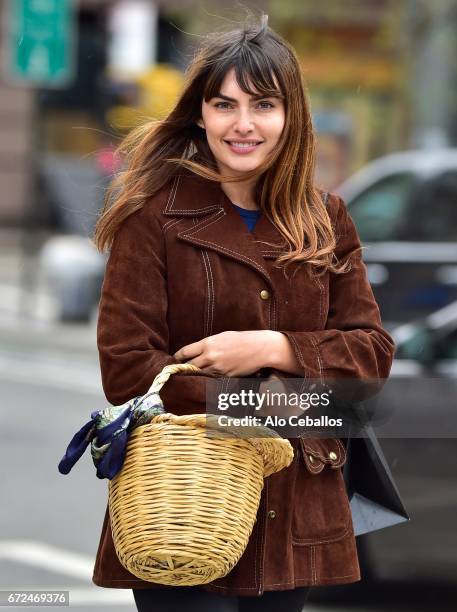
[133,586,311,612]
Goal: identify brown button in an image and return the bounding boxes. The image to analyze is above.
[308,454,315,463]
[329,451,337,460]
[260,289,270,300]
[267,510,276,519]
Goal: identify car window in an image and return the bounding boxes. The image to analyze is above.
[436,329,457,359]
[407,171,457,241]
[395,326,436,361]
[397,326,457,361]
[347,173,416,241]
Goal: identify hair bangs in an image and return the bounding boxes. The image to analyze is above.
[203,42,284,102]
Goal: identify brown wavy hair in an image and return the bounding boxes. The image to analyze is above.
[93,14,355,276]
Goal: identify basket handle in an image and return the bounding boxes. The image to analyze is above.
[145,363,204,396]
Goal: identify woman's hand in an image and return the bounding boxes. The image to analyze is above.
[173,330,290,377]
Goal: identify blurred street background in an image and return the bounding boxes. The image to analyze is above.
[1,0,457,610]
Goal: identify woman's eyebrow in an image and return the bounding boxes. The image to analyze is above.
[213,92,283,102]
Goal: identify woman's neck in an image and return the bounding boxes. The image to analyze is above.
[220,177,259,211]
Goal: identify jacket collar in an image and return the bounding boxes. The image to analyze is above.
[162,169,290,289]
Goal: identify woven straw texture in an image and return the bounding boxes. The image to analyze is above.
[108,364,294,585]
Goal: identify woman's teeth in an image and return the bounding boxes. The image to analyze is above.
[230,142,258,147]
[230,142,259,147]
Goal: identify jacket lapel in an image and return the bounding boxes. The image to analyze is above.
[163,171,288,290]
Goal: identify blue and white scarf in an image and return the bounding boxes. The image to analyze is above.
[58,393,165,480]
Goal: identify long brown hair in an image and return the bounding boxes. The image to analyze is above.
[93,14,355,276]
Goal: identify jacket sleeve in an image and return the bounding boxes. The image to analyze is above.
[280,194,396,381]
[96,203,213,414]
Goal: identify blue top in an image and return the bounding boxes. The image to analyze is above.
[231,202,262,232]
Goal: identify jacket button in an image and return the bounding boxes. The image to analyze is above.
[260,289,270,300]
[308,454,315,463]
[329,451,337,460]
[267,510,276,519]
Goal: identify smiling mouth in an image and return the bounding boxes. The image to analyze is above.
[224,140,263,148]
[223,140,263,153]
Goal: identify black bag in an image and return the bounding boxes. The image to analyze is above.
[342,424,410,536]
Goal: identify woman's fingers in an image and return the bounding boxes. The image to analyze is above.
[174,340,204,361]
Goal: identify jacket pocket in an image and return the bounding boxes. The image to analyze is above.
[300,437,347,474]
[292,437,352,545]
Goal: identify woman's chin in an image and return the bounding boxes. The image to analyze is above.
[222,160,264,176]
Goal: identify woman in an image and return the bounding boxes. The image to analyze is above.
[92,15,395,612]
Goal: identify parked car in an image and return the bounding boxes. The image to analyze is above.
[338,149,457,328]
[390,298,457,377]
[40,235,106,322]
[37,153,109,322]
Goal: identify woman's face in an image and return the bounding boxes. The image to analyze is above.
[197,67,285,177]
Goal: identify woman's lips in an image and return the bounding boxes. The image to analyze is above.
[224,141,263,154]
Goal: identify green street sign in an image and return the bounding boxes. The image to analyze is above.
[6,0,75,86]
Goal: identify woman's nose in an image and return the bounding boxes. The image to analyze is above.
[233,109,254,133]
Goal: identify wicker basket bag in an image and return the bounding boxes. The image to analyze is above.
[108,363,294,586]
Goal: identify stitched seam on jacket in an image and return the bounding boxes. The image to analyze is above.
[308,333,323,382]
[162,217,177,231]
[316,572,360,580]
[304,461,324,475]
[169,207,220,215]
[335,438,347,462]
[183,215,270,278]
[183,209,226,236]
[206,584,259,591]
[163,174,221,215]
[193,217,214,338]
[312,572,359,580]
[314,273,325,328]
[200,251,211,337]
[193,240,269,278]
[301,441,342,463]
[163,218,182,235]
[296,572,358,582]
[164,175,180,213]
[208,578,358,588]
[287,334,308,379]
[292,519,352,545]
[271,295,277,330]
[311,546,316,585]
[205,251,215,334]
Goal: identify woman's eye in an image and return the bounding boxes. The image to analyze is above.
[213,101,274,110]
[258,101,274,109]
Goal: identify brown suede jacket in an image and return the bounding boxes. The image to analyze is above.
[92,168,395,596]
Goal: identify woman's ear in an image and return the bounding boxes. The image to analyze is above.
[196,118,205,130]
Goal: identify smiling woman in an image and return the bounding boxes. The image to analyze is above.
[90,11,395,612]
[196,71,285,202]
[94,14,354,277]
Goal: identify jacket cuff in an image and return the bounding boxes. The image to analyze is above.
[280,330,322,379]
[279,328,394,381]
[279,329,393,411]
